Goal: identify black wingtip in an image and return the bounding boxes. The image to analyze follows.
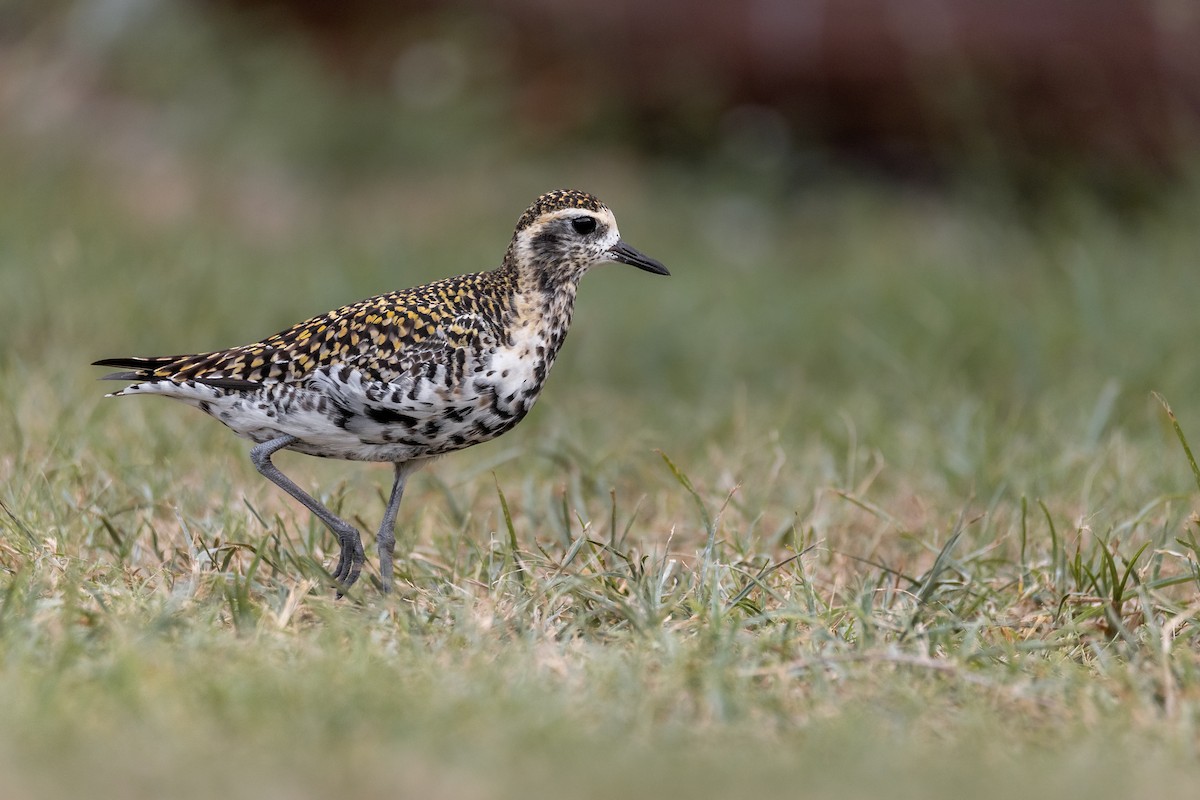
[92,355,260,391]
[93,355,185,383]
[93,356,169,369]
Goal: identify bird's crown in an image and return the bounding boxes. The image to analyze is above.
[514,189,606,232]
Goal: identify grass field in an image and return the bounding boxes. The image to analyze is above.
[4,10,1200,799]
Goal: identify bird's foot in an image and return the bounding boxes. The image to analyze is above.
[331,527,365,598]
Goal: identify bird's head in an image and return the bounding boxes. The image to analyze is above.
[506,189,669,289]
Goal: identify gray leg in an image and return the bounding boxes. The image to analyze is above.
[250,435,365,594]
[377,461,420,593]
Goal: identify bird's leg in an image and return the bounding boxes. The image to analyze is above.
[250,435,365,595]
[376,461,418,594]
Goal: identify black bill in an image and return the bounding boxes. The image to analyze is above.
[608,240,670,276]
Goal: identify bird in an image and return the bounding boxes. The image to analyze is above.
[94,189,669,595]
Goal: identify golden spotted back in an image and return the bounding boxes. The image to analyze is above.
[156,270,519,386]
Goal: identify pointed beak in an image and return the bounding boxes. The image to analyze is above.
[608,240,670,276]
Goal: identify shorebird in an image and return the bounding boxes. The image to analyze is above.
[95,189,669,594]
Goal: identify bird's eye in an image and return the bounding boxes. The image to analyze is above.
[570,217,597,235]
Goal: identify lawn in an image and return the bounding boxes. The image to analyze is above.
[2,8,1200,799]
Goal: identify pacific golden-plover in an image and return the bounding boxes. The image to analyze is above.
[95,189,669,594]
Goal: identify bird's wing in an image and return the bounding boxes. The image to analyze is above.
[93,272,512,391]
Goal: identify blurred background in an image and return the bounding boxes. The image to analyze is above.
[210,0,1200,183]
[3,0,1200,493]
[7,0,1198,183]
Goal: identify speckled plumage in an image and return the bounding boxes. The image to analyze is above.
[95,189,669,594]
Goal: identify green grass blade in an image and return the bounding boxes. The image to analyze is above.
[1155,392,1200,494]
[914,506,969,607]
[657,450,716,555]
[494,475,527,589]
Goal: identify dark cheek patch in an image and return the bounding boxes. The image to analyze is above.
[531,230,565,262]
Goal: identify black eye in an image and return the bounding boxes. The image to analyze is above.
[571,217,597,235]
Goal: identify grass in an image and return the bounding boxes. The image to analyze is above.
[4,6,1200,798]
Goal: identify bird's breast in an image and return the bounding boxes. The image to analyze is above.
[472,318,559,417]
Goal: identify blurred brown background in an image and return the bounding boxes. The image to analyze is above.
[212,0,1200,177]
